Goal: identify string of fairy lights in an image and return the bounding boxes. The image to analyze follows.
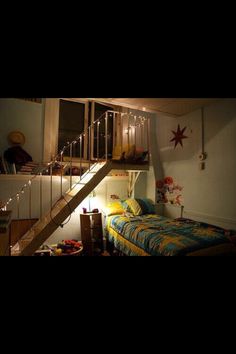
[0,110,149,214]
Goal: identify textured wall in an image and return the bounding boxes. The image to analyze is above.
[155,99,236,229]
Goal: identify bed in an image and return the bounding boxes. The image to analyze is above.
[105,199,236,256]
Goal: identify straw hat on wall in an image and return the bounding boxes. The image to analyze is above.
[7,131,26,146]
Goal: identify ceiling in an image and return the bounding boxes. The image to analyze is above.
[94,98,222,117]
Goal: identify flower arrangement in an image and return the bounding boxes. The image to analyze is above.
[156,176,183,205]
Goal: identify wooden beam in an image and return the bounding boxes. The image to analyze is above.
[15,98,42,104]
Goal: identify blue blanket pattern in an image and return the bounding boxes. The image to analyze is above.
[107,214,230,256]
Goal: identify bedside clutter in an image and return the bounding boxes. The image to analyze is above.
[54,240,83,256]
[34,240,83,256]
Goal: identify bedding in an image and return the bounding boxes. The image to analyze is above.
[122,198,155,216]
[122,199,143,216]
[105,201,125,216]
[106,214,236,256]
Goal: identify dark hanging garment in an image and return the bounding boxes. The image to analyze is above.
[4,146,33,165]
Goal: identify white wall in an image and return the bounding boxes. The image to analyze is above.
[155,99,236,229]
[0,98,44,163]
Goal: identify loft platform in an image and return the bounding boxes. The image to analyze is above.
[111,160,149,172]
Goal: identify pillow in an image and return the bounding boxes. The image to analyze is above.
[136,198,156,214]
[134,147,144,160]
[105,201,125,216]
[112,145,122,160]
[122,199,143,216]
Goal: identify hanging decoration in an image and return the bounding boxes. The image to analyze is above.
[170,124,188,148]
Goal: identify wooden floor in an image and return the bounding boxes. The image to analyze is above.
[99,251,111,256]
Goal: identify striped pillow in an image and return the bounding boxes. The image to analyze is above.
[122,199,142,216]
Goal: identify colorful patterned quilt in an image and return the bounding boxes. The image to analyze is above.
[106,214,233,256]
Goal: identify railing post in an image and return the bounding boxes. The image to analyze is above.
[40,172,43,220]
[121,113,123,155]
[88,126,91,170]
[50,163,53,209]
[28,180,32,220]
[147,116,150,163]
[141,117,144,147]
[80,135,83,181]
[105,112,108,161]
[97,120,100,161]
[113,112,116,154]
[69,143,73,190]
[127,113,130,149]
[60,151,63,198]
[16,193,20,220]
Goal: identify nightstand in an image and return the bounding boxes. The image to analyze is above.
[80,212,103,256]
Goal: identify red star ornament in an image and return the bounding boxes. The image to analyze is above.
[170,124,188,148]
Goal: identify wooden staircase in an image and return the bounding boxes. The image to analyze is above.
[11,161,113,256]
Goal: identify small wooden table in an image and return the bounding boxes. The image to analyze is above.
[80,212,103,256]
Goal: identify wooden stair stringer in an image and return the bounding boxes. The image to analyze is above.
[12,161,113,256]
